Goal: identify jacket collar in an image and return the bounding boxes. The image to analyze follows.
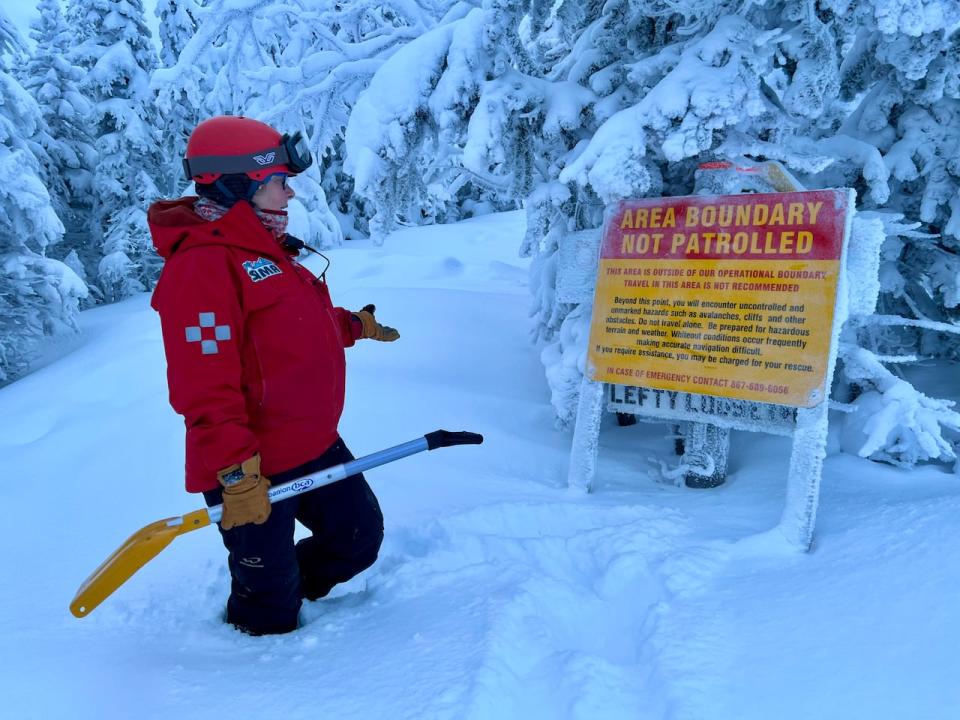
[148,197,287,262]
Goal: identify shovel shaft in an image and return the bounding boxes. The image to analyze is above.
[72,430,482,618]
[206,437,431,524]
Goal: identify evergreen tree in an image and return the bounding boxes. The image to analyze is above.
[65,0,96,42]
[817,0,960,467]
[22,0,96,282]
[307,0,468,242]
[72,0,163,302]
[19,0,69,224]
[351,0,960,467]
[157,0,458,246]
[154,0,339,243]
[344,5,511,243]
[153,0,202,197]
[0,8,86,383]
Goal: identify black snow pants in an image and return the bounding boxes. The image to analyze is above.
[203,437,384,635]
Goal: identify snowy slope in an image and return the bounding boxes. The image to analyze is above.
[2,211,959,720]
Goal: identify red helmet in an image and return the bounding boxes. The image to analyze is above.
[182,115,313,184]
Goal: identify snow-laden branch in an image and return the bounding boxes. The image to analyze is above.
[840,343,960,467]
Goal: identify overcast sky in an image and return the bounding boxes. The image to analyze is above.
[2,1,38,39]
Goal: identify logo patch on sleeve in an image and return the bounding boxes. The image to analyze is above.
[243,257,283,282]
[185,312,231,355]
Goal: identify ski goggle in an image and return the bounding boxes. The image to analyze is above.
[279,131,312,174]
[183,130,313,181]
[261,173,289,189]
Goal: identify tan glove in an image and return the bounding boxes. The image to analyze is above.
[354,304,400,342]
[217,454,271,530]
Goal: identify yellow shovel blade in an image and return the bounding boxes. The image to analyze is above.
[70,508,211,618]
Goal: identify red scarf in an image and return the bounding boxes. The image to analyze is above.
[194,197,289,240]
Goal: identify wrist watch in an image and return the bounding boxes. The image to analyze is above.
[221,466,246,487]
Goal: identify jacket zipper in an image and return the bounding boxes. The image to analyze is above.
[287,257,342,343]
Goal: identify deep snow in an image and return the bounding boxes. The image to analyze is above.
[2,211,959,719]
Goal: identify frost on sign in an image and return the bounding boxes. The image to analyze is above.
[586,190,850,408]
[556,229,602,304]
[607,384,797,436]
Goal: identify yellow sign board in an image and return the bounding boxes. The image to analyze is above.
[587,190,850,407]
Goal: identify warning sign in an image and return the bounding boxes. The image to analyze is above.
[587,190,850,407]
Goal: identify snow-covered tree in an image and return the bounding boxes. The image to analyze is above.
[0,8,86,383]
[344,4,517,243]
[20,0,70,224]
[155,0,336,244]
[810,1,960,467]
[65,0,97,42]
[22,0,97,274]
[72,0,163,301]
[351,0,960,468]
[153,0,202,198]
[156,0,461,246]
[349,0,792,407]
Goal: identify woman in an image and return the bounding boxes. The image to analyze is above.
[147,115,398,635]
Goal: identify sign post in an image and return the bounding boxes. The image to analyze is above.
[568,188,854,550]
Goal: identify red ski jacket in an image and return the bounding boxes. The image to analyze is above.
[149,198,357,492]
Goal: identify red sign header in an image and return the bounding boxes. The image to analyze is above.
[603,190,847,262]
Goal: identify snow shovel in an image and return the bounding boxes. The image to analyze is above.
[70,430,483,618]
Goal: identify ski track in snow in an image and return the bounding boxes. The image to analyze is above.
[3,211,960,719]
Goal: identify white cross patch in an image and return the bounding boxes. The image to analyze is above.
[185,312,232,355]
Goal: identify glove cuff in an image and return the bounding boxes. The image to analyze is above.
[354,310,379,339]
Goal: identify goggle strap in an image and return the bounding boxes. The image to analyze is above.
[213,177,238,200]
[183,144,293,181]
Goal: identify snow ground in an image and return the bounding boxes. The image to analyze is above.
[2,211,959,719]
